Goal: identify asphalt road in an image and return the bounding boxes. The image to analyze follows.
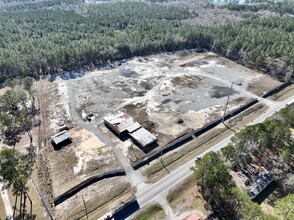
[135,95,294,208]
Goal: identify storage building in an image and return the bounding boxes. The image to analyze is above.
[103,112,136,136]
[51,130,71,146]
[129,127,156,148]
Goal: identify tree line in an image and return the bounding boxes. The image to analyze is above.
[191,104,294,219]
[222,1,294,15]
[0,77,37,219]
[0,1,293,83]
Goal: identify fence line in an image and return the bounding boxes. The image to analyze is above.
[53,81,291,206]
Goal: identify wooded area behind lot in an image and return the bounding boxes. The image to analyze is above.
[0,0,293,82]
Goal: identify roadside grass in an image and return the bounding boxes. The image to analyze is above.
[167,175,210,216]
[129,204,165,220]
[167,176,194,205]
[269,85,294,101]
[141,104,266,183]
[63,180,133,220]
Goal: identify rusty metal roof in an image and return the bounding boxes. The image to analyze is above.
[103,111,135,133]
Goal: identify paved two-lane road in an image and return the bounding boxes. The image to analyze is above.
[135,95,294,208]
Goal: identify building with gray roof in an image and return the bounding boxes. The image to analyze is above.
[51,130,71,146]
[247,172,273,198]
[104,111,157,147]
[130,127,156,148]
[104,111,136,135]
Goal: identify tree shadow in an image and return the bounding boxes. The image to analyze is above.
[10,213,36,220]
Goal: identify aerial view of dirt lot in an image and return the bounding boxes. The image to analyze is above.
[36,50,281,218]
[66,50,279,156]
[36,77,126,217]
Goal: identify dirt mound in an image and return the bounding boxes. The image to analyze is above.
[171,75,203,89]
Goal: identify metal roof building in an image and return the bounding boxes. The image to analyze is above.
[104,111,157,147]
[51,130,71,146]
[103,111,136,135]
[126,122,141,133]
[129,127,156,147]
[247,172,273,198]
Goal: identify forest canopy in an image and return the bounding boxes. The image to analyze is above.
[0,0,293,82]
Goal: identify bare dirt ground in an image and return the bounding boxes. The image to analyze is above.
[36,78,126,218]
[140,103,267,183]
[0,50,283,219]
[49,127,121,197]
[66,50,280,160]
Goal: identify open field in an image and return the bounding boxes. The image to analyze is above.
[32,50,281,218]
[36,78,127,218]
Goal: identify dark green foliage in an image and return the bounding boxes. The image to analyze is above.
[209,17,294,81]
[0,1,293,83]
[231,119,293,153]
[0,2,203,81]
[278,104,294,128]
[222,1,294,15]
[0,148,29,195]
[191,151,232,191]
[191,152,277,219]
[0,147,35,219]
[0,89,34,147]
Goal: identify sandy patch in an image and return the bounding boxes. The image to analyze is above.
[47,79,71,132]
[48,128,121,197]
[71,128,115,173]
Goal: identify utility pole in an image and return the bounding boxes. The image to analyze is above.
[82,195,88,220]
[222,82,234,123]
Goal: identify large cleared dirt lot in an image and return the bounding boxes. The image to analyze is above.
[68,51,279,152]
[31,50,282,218]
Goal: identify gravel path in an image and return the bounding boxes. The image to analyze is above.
[67,80,146,188]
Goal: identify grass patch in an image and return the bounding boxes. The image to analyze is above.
[130,204,164,220]
[60,178,132,220]
[269,85,294,101]
[167,175,210,216]
[167,176,195,204]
